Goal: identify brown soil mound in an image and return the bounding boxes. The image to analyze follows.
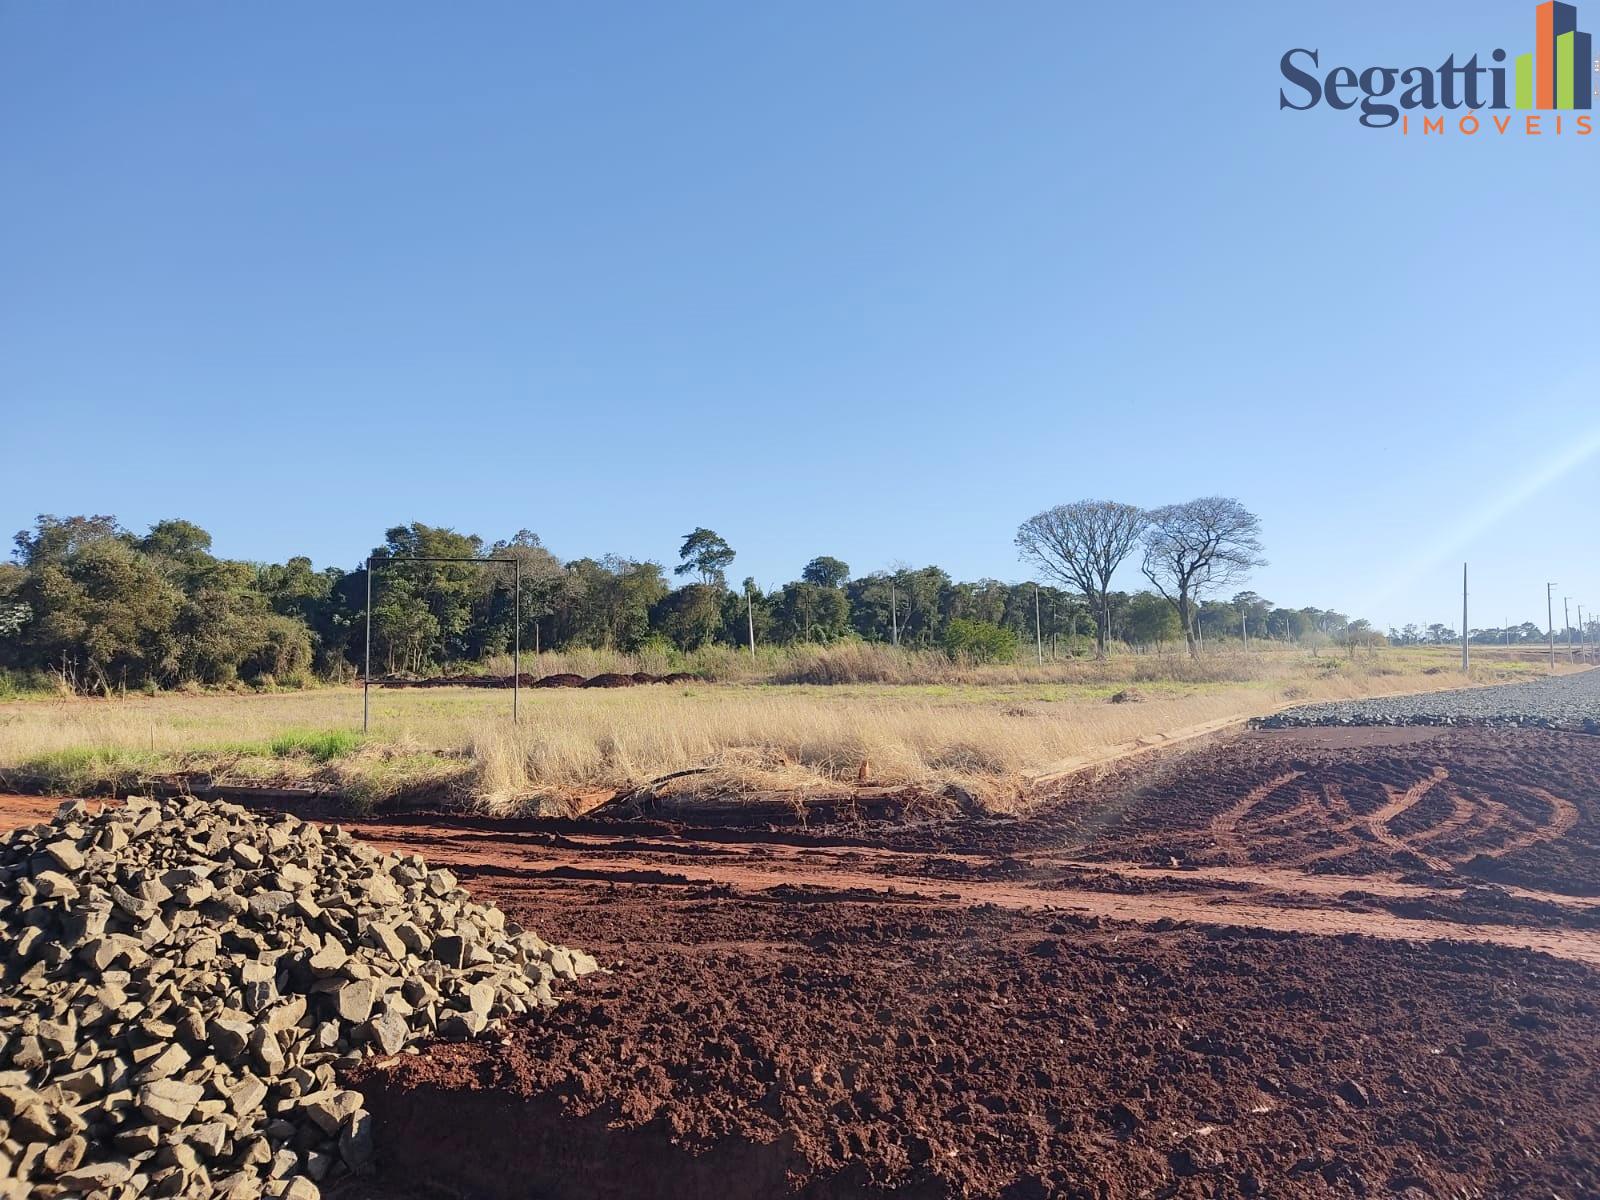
[534,673,587,688]
[379,673,537,689]
[347,888,1600,1200]
[583,673,638,688]
[661,672,702,684]
[630,672,661,684]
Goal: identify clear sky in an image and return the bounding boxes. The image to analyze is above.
[2,1,1595,632]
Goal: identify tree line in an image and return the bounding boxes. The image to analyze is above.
[1388,621,1600,647]
[0,500,1361,692]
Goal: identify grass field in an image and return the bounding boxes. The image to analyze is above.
[0,645,1581,814]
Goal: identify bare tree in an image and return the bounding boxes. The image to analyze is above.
[1140,497,1266,657]
[1015,501,1147,657]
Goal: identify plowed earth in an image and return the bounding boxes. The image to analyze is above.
[5,727,1599,1198]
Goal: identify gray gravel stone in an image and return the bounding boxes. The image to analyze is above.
[0,795,594,1198]
[1255,666,1600,734]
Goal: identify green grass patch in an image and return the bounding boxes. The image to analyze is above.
[265,729,364,762]
[12,747,157,795]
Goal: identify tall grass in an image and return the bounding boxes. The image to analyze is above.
[266,729,364,762]
[0,646,1578,814]
[481,642,1294,687]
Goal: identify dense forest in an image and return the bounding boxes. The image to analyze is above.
[0,511,1393,694]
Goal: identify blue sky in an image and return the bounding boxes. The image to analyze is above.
[2,0,1595,632]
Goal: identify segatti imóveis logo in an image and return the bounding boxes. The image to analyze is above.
[1281,2,1597,134]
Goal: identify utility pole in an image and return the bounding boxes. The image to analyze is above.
[363,557,372,734]
[1461,562,1469,673]
[746,585,756,658]
[1580,604,1587,662]
[513,559,520,724]
[889,578,899,647]
[1034,585,1043,666]
[1548,582,1557,673]
[1565,596,1573,661]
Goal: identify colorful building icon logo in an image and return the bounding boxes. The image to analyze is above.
[1517,2,1592,109]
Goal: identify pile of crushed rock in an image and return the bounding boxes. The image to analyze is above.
[0,796,597,1199]
[1254,666,1600,736]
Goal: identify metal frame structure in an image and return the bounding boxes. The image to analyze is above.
[363,555,521,732]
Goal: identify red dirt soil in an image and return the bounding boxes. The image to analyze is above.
[5,726,1599,1198]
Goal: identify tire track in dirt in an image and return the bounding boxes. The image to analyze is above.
[344,822,1600,967]
[1479,786,1580,858]
[1207,771,1302,864]
[1405,790,1473,845]
[1275,781,1378,867]
[1365,767,1453,871]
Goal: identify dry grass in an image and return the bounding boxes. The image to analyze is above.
[0,647,1581,815]
[486,642,1309,686]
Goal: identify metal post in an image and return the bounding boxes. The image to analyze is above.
[747,586,756,658]
[1461,562,1469,673]
[513,559,521,724]
[1034,585,1043,665]
[1546,586,1556,668]
[363,557,372,734]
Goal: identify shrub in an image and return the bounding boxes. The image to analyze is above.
[0,670,55,701]
[941,619,1019,665]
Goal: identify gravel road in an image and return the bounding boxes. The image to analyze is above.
[1256,666,1600,733]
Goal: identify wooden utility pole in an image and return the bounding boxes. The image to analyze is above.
[1565,596,1573,661]
[747,586,756,658]
[890,579,899,647]
[1461,562,1469,673]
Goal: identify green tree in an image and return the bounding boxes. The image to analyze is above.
[138,519,214,565]
[1124,591,1182,647]
[800,556,850,589]
[478,531,566,657]
[553,556,667,649]
[13,514,124,567]
[675,528,735,588]
[15,534,181,691]
[652,584,725,650]
[369,523,487,667]
[772,581,851,643]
